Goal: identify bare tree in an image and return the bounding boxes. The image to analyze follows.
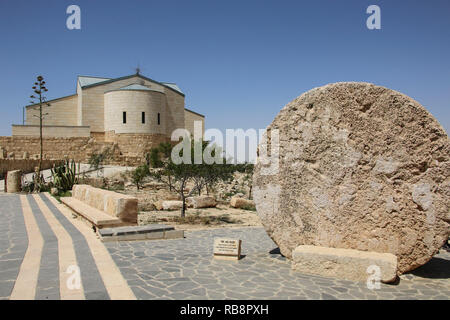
[29,75,50,190]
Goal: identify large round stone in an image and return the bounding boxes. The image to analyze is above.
[253,82,450,274]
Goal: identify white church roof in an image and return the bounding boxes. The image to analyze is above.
[161,82,184,94]
[77,74,184,95]
[78,76,111,87]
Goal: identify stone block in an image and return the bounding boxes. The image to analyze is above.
[6,170,22,193]
[72,184,88,201]
[146,231,165,240]
[98,224,181,241]
[253,82,450,274]
[187,196,216,209]
[84,187,105,211]
[115,197,138,223]
[154,200,164,210]
[164,230,184,239]
[230,197,255,209]
[162,200,183,211]
[292,245,398,283]
[119,233,147,241]
[69,184,137,224]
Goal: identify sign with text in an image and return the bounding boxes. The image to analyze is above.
[213,238,242,260]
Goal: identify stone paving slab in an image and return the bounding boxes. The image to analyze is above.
[39,194,109,299]
[0,193,135,300]
[26,196,60,300]
[0,192,448,300]
[99,224,183,242]
[99,224,175,237]
[105,227,450,300]
[0,195,28,299]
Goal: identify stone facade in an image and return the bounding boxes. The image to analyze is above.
[22,74,203,137]
[12,125,90,138]
[3,73,205,166]
[26,94,78,126]
[104,131,170,157]
[104,89,167,135]
[185,109,205,137]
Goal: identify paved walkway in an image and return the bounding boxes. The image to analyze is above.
[0,193,135,300]
[105,228,450,300]
[0,193,449,300]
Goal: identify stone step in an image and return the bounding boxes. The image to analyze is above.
[98,224,184,242]
[292,245,398,283]
[61,197,123,228]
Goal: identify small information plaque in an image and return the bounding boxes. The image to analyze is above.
[213,238,242,260]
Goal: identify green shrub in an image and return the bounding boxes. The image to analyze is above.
[51,159,78,192]
[131,164,149,190]
[148,148,163,168]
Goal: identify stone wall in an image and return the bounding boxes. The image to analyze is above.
[0,132,170,167]
[104,131,170,157]
[0,136,94,162]
[12,125,90,138]
[0,159,62,179]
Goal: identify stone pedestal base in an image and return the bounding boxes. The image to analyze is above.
[292,245,398,283]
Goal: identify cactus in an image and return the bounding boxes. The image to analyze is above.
[51,159,78,192]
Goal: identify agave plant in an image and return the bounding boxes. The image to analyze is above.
[51,159,78,192]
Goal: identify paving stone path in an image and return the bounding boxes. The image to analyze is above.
[0,195,28,298]
[0,193,448,300]
[105,228,450,300]
[0,193,134,300]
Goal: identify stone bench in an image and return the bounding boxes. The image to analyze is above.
[61,184,138,228]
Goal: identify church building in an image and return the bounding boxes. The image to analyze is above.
[13,73,204,141]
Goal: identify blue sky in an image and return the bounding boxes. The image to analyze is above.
[0,0,449,137]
